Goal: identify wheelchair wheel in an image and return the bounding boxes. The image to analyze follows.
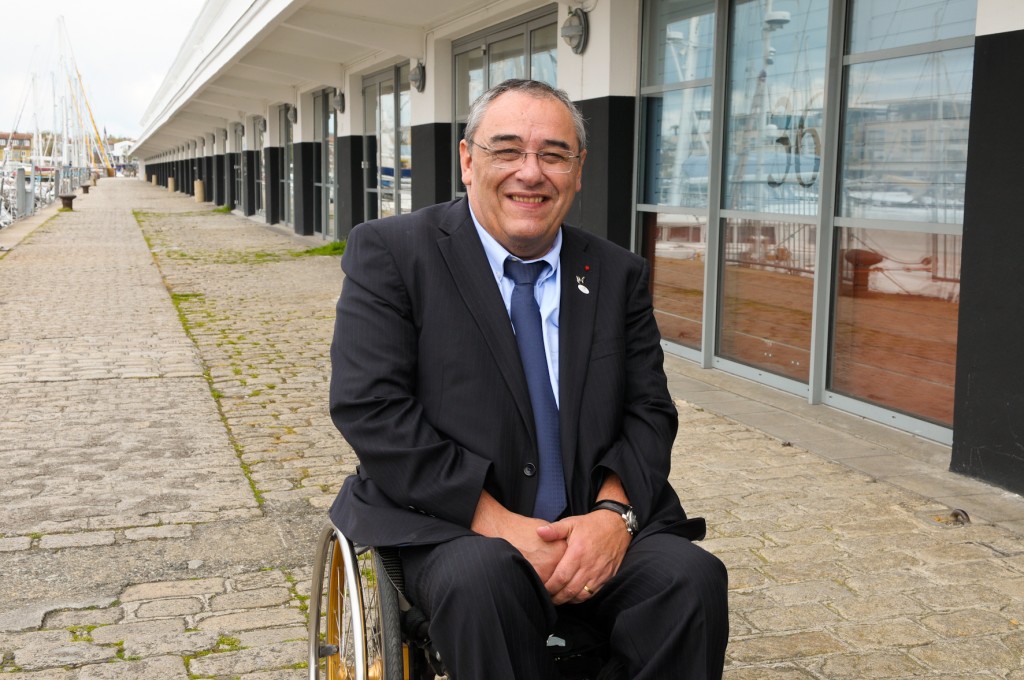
[309,525,404,680]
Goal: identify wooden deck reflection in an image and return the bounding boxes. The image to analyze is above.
[650,255,957,426]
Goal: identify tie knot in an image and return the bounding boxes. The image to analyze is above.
[504,258,547,286]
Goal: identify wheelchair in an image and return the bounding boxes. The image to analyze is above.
[308,523,612,680]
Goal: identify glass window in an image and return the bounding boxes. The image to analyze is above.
[531,24,557,84]
[281,106,294,225]
[642,86,714,207]
[452,8,557,197]
[644,0,715,86]
[313,92,326,235]
[829,0,972,426]
[398,63,412,217]
[326,103,336,239]
[838,48,972,224]
[363,81,380,223]
[723,0,828,216]
[830,227,960,426]
[489,35,527,84]
[715,0,826,383]
[455,48,484,124]
[362,65,412,222]
[234,124,243,208]
[848,0,976,54]
[255,118,265,216]
[717,217,817,381]
[380,80,396,218]
[641,0,717,352]
[645,212,708,350]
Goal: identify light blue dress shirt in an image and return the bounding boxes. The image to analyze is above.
[469,203,561,407]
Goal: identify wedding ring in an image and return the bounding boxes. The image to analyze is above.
[582,584,593,594]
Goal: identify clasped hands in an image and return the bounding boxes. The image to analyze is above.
[471,489,632,605]
[539,509,632,604]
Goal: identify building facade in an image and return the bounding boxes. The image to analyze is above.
[0,133,34,164]
[133,0,1024,494]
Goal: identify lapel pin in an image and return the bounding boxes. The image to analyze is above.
[576,275,590,295]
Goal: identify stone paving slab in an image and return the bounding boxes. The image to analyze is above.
[3,179,1024,677]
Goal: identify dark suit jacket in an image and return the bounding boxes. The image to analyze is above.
[328,198,705,547]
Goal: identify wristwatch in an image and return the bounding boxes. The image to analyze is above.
[592,499,638,537]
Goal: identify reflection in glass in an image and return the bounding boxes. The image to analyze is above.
[255,120,264,216]
[455,48,484,195]
[380,80,396,218]
[643,87,713,207]
[830,227,960,426]
[644,0,715,86]
[848,0,976,54]
[234,124,244,207]
[282,106,294,225]
[531,24,557,85]
[718,218,816,382]
[398,64,412,217]
[327,108,336,239]
[645,212,707,350]
[455,48,484,120]
[724,0,828,215]
[362,83,379,222]
[489,36,526,84]
[839,49,972,225]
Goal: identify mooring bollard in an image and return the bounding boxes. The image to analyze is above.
[59,194,77,210]
[81,183,91,194]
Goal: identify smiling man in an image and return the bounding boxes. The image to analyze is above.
[329,79,728,679]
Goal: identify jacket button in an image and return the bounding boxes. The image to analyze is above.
[523,463,537,477]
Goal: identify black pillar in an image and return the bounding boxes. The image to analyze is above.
[411,122,452,210]
[243,150,258,216]
[265,146,282,225]
[951,28,1024,494]
[205,156,215,200]
[336,135,364,239]
[292,141,318,236]
[227,152,240,209]
[570,96,636,250]
[213,154,226,206]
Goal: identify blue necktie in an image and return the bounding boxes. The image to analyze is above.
[504,258,566,522]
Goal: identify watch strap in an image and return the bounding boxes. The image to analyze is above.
[592,499,636,536]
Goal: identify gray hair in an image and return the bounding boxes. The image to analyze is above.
[463,79,587,152]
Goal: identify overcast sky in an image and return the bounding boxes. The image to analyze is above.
[0,0,206,139]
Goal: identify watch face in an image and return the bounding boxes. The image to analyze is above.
[625,509,638,534]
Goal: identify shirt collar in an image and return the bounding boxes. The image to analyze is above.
[468,200,562,281]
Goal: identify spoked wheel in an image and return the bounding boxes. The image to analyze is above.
[309,525,404,680]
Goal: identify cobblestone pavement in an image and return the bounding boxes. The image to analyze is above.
[2,178,1024,678]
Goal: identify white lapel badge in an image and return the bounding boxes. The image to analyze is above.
[576,275,590,295]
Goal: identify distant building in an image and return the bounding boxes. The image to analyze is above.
[110,140,135,165]
[0,132,33,164]
[132,1,1024,496]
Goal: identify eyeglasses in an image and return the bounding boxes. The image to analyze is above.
[470,141,580,174]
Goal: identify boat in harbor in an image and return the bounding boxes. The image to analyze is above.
[1,17,116,228]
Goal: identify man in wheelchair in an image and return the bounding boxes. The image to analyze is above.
[327,78,728,679]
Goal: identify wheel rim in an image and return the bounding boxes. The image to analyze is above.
[356,549,388,680]
[325,537,358,680]
[319,539,390,680]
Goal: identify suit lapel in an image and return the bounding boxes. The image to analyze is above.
[558,227,598,499]
[435,201,535,437]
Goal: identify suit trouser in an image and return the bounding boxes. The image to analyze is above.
[399,532,729,680]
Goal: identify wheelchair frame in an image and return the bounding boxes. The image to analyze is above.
[308,523,610,680]
[308,523,441,680]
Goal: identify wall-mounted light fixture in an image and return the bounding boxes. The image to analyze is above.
[287,105,298,124]
[561,8,589,55]
[410,61,426,93]
[333,90,345,113]
[257,117,267,132]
